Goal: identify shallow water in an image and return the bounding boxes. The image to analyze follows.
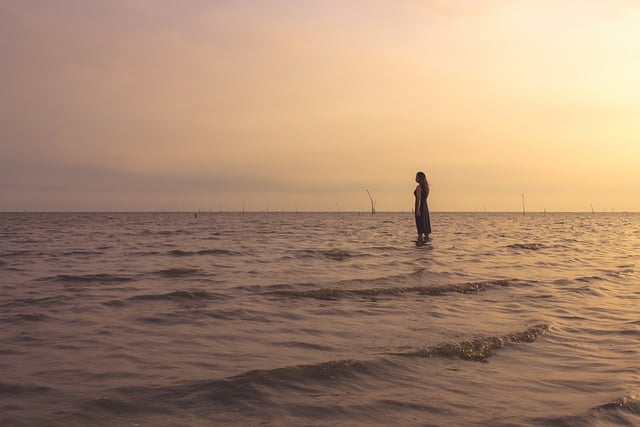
[1,212,639,426]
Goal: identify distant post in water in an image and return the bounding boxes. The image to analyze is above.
[366,190,376,215]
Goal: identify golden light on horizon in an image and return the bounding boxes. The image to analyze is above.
[1,0,639,212]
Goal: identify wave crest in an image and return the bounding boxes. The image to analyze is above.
[270,279,512,300]
[397,323,549,362]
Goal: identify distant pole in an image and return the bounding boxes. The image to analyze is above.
[366,190,376,215]
[522,194,525,216]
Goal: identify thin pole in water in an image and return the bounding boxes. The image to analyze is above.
[366,190,376,215]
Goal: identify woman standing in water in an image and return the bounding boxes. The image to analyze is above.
[414,171,431,243]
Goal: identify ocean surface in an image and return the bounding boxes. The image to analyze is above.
[1,211,639,427]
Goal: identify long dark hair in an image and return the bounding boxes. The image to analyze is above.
[416,171,427,195]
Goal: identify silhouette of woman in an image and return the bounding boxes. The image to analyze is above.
[414,171,431,243]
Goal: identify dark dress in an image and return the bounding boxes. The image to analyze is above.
[414,186,431,235]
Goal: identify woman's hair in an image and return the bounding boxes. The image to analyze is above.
[415,172,428,198]
[416,171,427,186]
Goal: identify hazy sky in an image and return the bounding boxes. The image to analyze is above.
[2,0,639,212]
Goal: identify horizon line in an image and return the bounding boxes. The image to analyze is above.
[1,210,636,214]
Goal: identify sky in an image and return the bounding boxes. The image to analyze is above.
[1,0,639,212]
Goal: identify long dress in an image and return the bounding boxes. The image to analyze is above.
[414,186,431,235]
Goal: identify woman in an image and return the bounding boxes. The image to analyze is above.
[414,171,431,243]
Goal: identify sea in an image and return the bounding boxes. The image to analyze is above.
[1,211,639,427]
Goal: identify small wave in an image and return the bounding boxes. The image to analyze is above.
[0,250,32,258]
[135,313,186,325]
[125,250,162,257]
[0,295,67,308]
[537,392,640,426]
[394,323,549,362]
[155,267,201,278]
[230,358,377,388]
[606,266,635,278]
[272,341,335,352]
[60,250,104,257]
[77,357,396,424]
[197,249,238,256]
[169,249,238,257]
[507,243,546,250]
[591,396,640,427]
[322,249,352,260]
[2,313,51,323]
[39,274,134,284]
[169,249,196,256]
[103,291,224,308]
[595,396,635,411]
[135,358,383,407]
[271,269,428,291]
[161,359,381,406]
[137,228,193,237]
[128,290,220,303]
[576,275,604,282]
[0,382,52,396]
[270,279,512,300]
[295,248,353,261]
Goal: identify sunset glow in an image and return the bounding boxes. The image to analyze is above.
[2,0,639,212]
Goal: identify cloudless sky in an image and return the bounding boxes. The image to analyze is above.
[2,0,639,212]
